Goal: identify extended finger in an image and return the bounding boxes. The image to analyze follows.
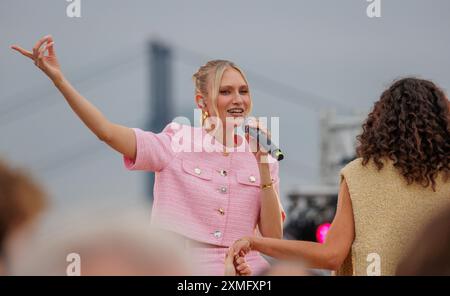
[33,35,52,58]
[11,45,34,59]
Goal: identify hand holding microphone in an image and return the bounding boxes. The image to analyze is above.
[244,117,284,162]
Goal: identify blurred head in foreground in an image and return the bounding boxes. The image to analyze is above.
[10,207,193,275]
[0,159,47,275]
[396,205,450,275]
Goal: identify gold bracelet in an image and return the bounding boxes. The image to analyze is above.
[260,182,273,190]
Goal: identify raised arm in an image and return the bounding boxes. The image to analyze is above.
[233,179,355,271]
[11,35,136,160]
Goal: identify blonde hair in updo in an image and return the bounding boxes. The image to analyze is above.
[192,60,252,124]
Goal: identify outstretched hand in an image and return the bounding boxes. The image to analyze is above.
[11,35,63,82]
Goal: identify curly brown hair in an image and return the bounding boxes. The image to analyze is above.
[357,77,450,191]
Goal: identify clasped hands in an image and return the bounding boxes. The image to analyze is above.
[224,237,253,276]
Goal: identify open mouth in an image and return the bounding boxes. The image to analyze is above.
[226,107,245,117]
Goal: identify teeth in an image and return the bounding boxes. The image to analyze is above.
[227,108,244,113]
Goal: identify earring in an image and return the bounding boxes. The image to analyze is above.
[202,110,209,125]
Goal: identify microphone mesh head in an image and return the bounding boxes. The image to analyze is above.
[273,150,284,161]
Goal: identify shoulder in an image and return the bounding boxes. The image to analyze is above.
[161,122,193,137]
[341,157,397,176]
[340,158,367,187]
[341,158,364,175]
[160,123,197,149]
[133,122,190,139]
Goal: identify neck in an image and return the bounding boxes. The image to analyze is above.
[208,124,236,148]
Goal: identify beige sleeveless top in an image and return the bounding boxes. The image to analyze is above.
[336,158,450,276]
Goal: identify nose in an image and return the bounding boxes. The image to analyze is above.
[232,91,244,105]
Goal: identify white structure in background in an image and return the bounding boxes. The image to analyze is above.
[285,110,365,243]
[319,110,365,186]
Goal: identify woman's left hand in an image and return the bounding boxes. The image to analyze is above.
[224,247,237,276]
[234,254,252,276]
[224,247,252,276]
[245,117,271,164]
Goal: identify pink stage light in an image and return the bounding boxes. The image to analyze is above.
[316,223,331,244]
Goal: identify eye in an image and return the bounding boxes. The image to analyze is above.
[220,90,231,95]
[239,89,249,95]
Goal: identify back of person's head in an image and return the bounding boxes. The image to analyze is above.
[0,159,47,268]
[10,207,193,275]
[357,77,450,190]
[396,205,450,275]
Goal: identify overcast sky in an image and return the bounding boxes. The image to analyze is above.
[1,0,450,211]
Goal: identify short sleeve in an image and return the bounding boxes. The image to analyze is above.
[123,123,180,172]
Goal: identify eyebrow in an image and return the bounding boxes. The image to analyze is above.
[220,84,248,88]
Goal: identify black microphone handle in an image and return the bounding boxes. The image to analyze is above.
[246,126,284,161]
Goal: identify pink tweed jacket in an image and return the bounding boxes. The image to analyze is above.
[124,122,282,246]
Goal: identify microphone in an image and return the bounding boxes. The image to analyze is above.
[244,121,284,161]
